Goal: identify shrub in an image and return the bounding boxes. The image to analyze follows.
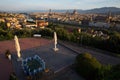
[75,53,102,80]
[104,64,120,80]
[97,65,111,80]
[75,52,120,80]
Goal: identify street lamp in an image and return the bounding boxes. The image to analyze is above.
[81,35,83,46]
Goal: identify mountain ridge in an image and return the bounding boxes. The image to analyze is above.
[1,7,120,14]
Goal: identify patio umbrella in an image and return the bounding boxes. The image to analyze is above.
[54,32,57,45]
[14,35,21,59]
[53,32,59,51]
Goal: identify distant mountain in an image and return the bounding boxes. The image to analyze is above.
[1,7,120,14]
[45,7,120,14]
[51,7,120,14]
[52,9,83,13]
[81,7,120,14]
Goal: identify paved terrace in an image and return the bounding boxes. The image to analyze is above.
[12,41,78,80]
[1,38,119,80]
[0,38,51,80]
[0,38,82,80]
[20,43,76,73]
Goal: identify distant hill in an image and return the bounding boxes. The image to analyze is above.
[81,7,120,14]
[1,7,120,14]
[52,7,120,14]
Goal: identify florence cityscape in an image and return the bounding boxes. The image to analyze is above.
[0,0,120,80]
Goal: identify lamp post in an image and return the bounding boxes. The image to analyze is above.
[81,35,83,46]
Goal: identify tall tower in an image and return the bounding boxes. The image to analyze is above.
[107,11,112,23]
[73,9,78,15]
[48,9,52,21]
[90,15,93,22]
[66,10,69,15]
[108,10,112,18]
[49,9,52,15]
[66,10,69,17]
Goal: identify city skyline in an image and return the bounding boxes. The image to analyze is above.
[0,0,120,11]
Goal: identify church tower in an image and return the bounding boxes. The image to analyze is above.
[72,9,78,15]
[107,11,112,23]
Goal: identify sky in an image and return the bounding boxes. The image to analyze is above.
[0,0,120,11]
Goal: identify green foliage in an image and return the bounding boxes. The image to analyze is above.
[70,33,77,42]
[107,32,120,53]
[53,24,120,54]
[0,26,55,41]
[40,28,54,37]
[47,22,61,30]
[13,29,32,38]
[75,53,102,80]
[97,65,112,80]
[0,29,14,40]
[75,52,120,80]
[104,64,120,80]
[1,22,120,54]
[0,22,7,30]
[55,28,70,41]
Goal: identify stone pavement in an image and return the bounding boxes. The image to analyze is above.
[12,42,84,80]
[21,43,76,73]
[0,38,51,80]
[1,38,120,80]
[0,38,84,80]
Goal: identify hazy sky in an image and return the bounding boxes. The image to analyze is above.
[0,0,120,11]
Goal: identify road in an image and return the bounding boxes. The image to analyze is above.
[59,41,120,65]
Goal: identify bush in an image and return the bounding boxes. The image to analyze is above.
[104,64,120,80]
[75,52,120,80]
[97,65,111,80]
[75,53,102,80]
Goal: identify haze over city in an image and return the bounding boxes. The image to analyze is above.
[0,0,120,11]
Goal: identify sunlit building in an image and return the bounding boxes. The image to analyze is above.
[36,20,48,29]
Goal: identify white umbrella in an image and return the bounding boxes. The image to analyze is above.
[54,32,57,45]
[53,32,59,51]
[14,35,21,58]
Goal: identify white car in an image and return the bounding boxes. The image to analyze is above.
[33,34,41,37]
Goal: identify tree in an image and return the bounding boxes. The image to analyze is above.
[97,65,111,80]
[0,22,7,30]
[105,64,120,80]
[55,28,69,40]
[107,31,120,54]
